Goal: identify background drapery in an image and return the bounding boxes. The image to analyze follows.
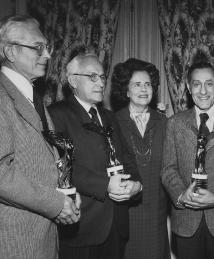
[26,0,121,105]
[157,0,214,113]
[108,0,173,115]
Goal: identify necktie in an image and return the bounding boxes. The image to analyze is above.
[33,87,49,132]
[199,113,209,136]
[89,107,101,126]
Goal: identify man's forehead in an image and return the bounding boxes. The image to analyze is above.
[191,68,214,80]
[15,23,46,43]
[79,56,103,71]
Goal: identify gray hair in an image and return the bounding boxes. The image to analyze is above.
[66,52,98,78]
[0,15,39,64]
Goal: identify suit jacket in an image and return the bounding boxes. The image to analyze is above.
[116,107,170,259]
[48,93,140,247]
[162,107,214,237]
[0,72,65,259]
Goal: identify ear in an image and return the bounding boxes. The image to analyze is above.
[3,45,16,63]
[127,91,130,98]
[68,75,77,89]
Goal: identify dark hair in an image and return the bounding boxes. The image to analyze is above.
[110,58,159,111]
[187,62,214,83]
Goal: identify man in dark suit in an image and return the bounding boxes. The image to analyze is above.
[0,15,81,259]
[162,62,214,259]
[48,52,142,259]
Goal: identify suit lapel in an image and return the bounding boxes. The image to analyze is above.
[118,107,143,140]
[0,72,42,132]
[67,93,91,125]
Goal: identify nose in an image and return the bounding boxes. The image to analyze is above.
[98,77,105,88]
[140,84,147,91]
[200,83,207,95]
[43,48,51,59]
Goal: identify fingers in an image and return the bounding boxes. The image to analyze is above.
[55,196,81,225]
[75,192,81,209]
[108,193,130,202]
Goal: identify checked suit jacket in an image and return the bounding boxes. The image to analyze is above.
[0,72,65,259]
[48,92,140,247]
[162,107,214,237]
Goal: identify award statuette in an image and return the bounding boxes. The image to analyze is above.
[105,126,125,177]
[82,121,125,177]
[192,134,208,192]
[43,130,76,200]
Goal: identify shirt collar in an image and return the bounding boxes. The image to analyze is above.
[74,95,97,113]
[1,66,33,103]
[195,105,214,131]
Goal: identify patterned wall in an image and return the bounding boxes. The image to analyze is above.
[158,0,214,113]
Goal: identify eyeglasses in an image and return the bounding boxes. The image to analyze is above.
[73,73,106,83]
[7,42,53,56]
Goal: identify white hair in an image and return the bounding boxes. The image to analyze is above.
[0,15,39,64]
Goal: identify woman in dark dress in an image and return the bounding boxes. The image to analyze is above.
[111,58,171,259]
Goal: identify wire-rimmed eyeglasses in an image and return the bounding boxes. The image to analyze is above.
[7,42,53,56]
[73,73,106,83]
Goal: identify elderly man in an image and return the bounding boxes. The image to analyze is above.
[48,52,142,259]
[162,62,214,259]
[0,15,81,259]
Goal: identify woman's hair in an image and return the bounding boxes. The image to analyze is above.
[110,58,160,111]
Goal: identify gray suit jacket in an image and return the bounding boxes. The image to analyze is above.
[0,72,65,259]
[162,108,214,237]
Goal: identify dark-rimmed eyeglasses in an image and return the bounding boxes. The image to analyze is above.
[7,42,53,56]
[73,73,106,83]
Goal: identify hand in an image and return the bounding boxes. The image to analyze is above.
[179,181,207,209]
[190,188,214,209]
[107,174,132,202]
[55,193,81,224]
[109,180,142,202]
[120,180,142,197]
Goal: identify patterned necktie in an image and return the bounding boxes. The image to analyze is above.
[199,113,209,136]
[89,107,101,126]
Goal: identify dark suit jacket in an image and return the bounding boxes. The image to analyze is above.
[0,72,65,259]
[48,93,140,247]
[162,108,214,237]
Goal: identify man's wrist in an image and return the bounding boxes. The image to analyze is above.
[176,193,185,209]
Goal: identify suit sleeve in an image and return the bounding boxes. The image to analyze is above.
[161,117,187,206]
[0,108,64,219]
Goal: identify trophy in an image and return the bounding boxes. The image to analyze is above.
[104,126,125,177]
[191,134,208,192]
[82,122,124,177]
[43,130,76,200]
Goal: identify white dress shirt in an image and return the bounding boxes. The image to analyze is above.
[1,66,34,105]
[195,105,214,132]
[74,95,103,125]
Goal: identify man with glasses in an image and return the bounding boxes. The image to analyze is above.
[162,62,214,259]
[48,52,142,259]
[0,15,81,259]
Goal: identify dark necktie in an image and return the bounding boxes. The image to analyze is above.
[33,87,49,132]
[89,107,101,126]
[199,113,209,136]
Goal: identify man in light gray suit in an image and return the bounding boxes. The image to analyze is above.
[162,62,214,259]
[0,15,81,259]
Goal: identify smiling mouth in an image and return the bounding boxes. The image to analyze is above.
[138,95,148,98]
[198,96,209,100]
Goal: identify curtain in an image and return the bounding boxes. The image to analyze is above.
[108,0,173,116]
[157,0,214,113]
[26,0,121,105]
